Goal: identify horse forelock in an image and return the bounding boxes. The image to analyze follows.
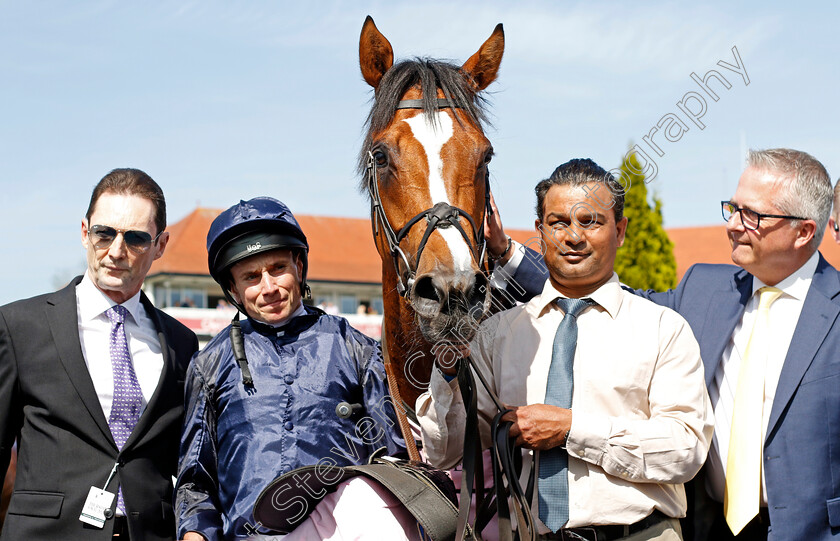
[356,57,490,190]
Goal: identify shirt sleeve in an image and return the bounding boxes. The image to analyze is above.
[416,315,501,469]
[489,240,526,289]
[565,310,714,484]
[490,241,548,304]
[174,356,224,540]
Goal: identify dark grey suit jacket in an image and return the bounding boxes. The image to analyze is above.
[0,276,198,541]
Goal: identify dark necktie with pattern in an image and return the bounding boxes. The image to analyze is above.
[106,305,143,513]
[538,297,594,532]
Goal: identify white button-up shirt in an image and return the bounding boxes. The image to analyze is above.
[76,273,164,420]
[417,273,713,530]
[706,251,818,504]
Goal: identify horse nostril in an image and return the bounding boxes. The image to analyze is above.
[414,275,441,303]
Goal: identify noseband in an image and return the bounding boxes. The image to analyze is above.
[366,98,492,298]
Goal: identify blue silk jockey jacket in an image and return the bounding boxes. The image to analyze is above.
[175,306,406,539]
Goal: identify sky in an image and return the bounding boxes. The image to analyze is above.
[2,1,839,305]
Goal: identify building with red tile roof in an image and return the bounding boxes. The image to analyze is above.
[145,208,840,342]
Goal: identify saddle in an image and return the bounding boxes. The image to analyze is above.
[252,448,470,541]
[254,356,537,541]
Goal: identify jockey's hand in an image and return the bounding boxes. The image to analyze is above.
[433,340,470,376]
[484,191,513,265]
[181,532,207,541]
[501,404,571,450]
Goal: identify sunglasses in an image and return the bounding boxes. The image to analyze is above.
[88,224,162,254]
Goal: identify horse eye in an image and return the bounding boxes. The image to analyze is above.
[373,150,388,168]
[483,150,494,165]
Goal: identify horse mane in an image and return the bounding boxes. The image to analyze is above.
[357,57,491,185]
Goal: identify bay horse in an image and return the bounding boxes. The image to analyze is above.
[358,16,504,415]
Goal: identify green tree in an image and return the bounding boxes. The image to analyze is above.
[612,148,677,291]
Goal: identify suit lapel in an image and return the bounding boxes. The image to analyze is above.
[46,277,115,447]
[767,255,840,437]
[702,270,753,386]
[123,292,177,450]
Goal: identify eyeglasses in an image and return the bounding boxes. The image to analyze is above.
[88,224,162,254]
[720,201,808,231]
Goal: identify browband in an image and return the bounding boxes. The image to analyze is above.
[395,98,460,109]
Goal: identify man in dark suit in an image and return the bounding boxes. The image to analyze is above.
[0,168,198,541]
[640,148,839,540]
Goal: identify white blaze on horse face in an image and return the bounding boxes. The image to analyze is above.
[403,111,473,272]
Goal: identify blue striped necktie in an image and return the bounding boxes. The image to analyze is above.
[538,297,594,532]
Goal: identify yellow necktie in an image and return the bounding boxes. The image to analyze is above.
[724,286,783,534]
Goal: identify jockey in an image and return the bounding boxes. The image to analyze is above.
[174,197,413,540]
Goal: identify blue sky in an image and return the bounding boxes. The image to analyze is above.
[2,1,838,304]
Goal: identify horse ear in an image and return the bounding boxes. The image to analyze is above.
[359,15,394,89]
[462,23,505,91]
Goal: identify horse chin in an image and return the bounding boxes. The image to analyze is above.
[413,298,488,347]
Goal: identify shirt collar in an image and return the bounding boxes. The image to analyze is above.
[527,272,623,319]
[751,250,819,302]
[76,272,143,323]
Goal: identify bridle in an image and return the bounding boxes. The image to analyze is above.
[365,97,492,298]
[368,97,536,540]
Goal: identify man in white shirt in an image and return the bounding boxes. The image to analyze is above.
[418,158,713,540]
[0,168,198,541]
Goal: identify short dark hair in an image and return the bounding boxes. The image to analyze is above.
[535,158,624,222]
[86,168,166,235]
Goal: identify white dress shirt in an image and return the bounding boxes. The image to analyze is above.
[76,273,165,421]
[417,274,713,530]
[489,240,526,290]
[706,251,819,504]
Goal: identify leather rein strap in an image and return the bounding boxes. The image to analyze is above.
[380,321,421,462]
[456,357,537,541]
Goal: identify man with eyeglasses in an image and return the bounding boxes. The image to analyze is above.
[638,148,839,541]
[0,168,198,541]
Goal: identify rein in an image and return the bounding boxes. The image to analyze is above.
[365,98,492,298]
[456,356,537,541]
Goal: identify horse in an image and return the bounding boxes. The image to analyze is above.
[253,19,513,540]
[358,16,504,416]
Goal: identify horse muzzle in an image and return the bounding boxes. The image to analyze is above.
[410,269,489,344]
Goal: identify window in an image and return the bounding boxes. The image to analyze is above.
[155,286,206,309]
[339,295,357,315]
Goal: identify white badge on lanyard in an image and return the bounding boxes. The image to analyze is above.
[79,462,118,528]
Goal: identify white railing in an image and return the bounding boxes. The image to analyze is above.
[161,307,383,342]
